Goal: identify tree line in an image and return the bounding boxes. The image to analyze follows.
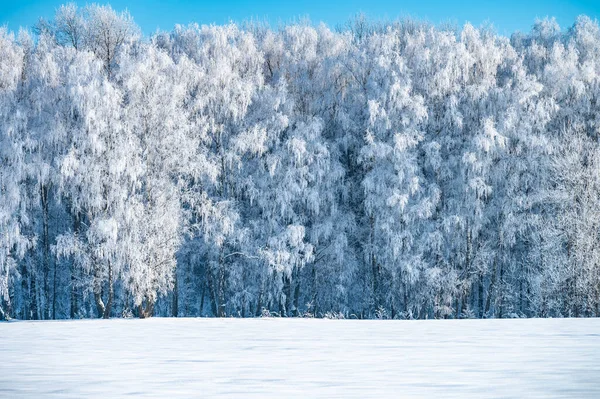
[1,4,600,320]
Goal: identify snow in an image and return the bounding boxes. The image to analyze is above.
[1,318,599,398]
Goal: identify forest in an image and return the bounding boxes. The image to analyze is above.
[1,4,600,320]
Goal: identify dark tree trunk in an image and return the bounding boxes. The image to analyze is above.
[102,261,113,319]
[30,271,38,320]
[217,250,226,317]
[70,210,80,319]
[283,273,291,317]
[139,298,155,319]
[311,262,318,316]
[52,260,57,320]
[172,267,178,317]
[41,184,50,319]
[293,279,300,317]
[478,273,484,318]
[206,264,218,317]
[199,276,206,316]
[255,279,264,317]
[70,264,77,319]
[370,215,380,314]
[403,282,408,316]
[498,260,505,319]
[485,257,497,317]
[94,262,106,318]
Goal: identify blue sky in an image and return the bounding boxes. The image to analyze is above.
[1,0,599,36]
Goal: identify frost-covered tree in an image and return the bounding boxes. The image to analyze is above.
[117,42,191,317]
[54,52,133,318]
[2,6,600,320]
[355,29,431,318]
[0,28,29,320]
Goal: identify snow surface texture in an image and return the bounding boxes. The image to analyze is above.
[1,318,599,398]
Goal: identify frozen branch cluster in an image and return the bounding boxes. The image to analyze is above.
[1,5,600,319]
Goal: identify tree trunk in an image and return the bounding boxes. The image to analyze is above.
[461,220,472,318]
[478,273,484,318]
[255,278,264,317]
[70,263,77,319]
[311,262,318,316]
[41,184,50,319]
[52,261,57,320]
[30,271,38,320]
[199,276,206,316]
[206,264,218,317]
[139,298,155,319]
[94,290,105,318]
[485,257,497,317]
[370,215,379,314]
[519,275,524,315]
[172,267,178,317]
[293,279,300,317]
[498,260,505,319]
[70,210,80,319]
[283,273,292,317]
[102,261,113,319]
[94,263,106,318]
[403,281,408,316]
[217,250,226,317]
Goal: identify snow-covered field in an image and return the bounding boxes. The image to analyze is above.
[1,318,599,398]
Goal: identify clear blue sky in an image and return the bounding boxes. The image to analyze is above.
[1,0,599,36]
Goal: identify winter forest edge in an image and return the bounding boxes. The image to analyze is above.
[1,4,600,321]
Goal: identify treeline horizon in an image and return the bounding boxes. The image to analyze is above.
[1,4,600,320]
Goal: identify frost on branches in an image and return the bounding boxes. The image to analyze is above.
[1,4,600,319]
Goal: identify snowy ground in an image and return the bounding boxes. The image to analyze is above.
[1,318,599,398]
